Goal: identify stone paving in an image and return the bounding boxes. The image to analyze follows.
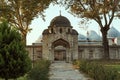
[49,61,92,80]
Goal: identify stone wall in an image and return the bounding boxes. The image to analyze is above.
[78,45,120,60]
[26,45,42,61]
[26,44,120,61]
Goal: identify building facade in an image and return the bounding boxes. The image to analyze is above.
[27,15,120,62]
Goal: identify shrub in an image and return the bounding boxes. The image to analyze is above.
[27,59,50,80]
[79,60,120,80]
[0,21,31,80]
[73,59,80,66]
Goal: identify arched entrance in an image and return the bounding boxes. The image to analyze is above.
[54,46,66,61]
[52,39,70,61]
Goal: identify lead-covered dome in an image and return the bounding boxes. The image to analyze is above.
[108,27,120,38]
[87,30,102,41]
[49,15,71,27]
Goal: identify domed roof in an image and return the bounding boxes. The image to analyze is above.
[42,29,49,35]
[49,15,71,27]
[87,30,102,41]
[72,29,78,35]
[78,34,87,41]
[108,27,120,38]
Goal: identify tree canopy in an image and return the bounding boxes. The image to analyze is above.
[0,0,56,44]
[0,21,31,80]
[60,0,120,59]
[60,0,120,27]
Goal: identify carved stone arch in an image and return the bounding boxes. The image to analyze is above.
[51,38,70,61]
[52,38,70,48]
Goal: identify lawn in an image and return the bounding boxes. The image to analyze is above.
[105,65,120,72]
[90,60,120,72]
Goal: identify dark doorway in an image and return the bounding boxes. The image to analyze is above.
[52,38,70,61]
[54,49,66,61]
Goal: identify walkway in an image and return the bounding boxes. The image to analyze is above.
[49,61,92,80]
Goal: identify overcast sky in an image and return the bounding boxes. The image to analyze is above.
[27,4,120,45]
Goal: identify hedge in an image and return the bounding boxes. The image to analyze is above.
[79,60,120,80]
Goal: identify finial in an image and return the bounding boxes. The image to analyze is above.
[59,10,61,16]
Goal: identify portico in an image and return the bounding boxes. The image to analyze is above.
[42,15,78,62]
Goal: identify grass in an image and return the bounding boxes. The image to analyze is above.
[105,65,120,72]
[77,59,120,80]
[89,60,120,73]
[17,76,27,80]
[93,60,120,72]
[0,76,27,80]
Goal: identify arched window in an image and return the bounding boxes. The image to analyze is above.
[51,28,54,33]
[60,28,62,33]
[68,28,70,33]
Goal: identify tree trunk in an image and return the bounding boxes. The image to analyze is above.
[23,34,27,45]
[101,27,109,59]
[21,32,27,45]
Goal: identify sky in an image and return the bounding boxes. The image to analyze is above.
[27,4,120,45]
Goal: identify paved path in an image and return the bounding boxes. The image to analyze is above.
[49,61,92,80]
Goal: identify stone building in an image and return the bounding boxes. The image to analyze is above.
[27,15,120,62]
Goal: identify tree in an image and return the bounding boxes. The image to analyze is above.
[0,0,56,44]
[60,0,120,59]
[0,21,31,80]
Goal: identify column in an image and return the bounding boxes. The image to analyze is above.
[50,47,54,62]
[66,48,69,62]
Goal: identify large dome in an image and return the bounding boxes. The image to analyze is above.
[49,15,71,27]
[87,30,102,41]
[108,27,120,38]
[35,35,42,43]
[78,34,87,41]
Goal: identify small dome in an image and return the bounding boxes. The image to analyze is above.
[42,29,49,35]
[72,29,78,35]
[108,27,120,38]
[49,15,71,27]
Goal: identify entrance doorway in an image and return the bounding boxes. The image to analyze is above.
[54,46,66,61]
[54,50,66,61]
[52,39,70,61]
